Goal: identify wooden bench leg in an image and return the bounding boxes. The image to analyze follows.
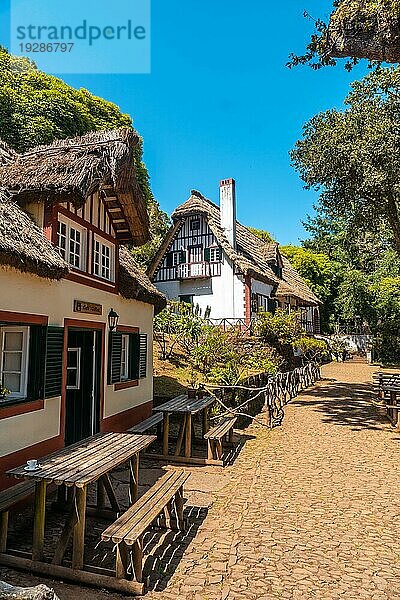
[0,511,9,553]
[163,501,172,529]
[175,488,185,532]
[32,481,47,562]
[132,537,143,583]
[216,440,223,461]
[175,416,186,457]
[229,427,234,443]
[185,413,192,458]
[97,480,106,510]
[207,439,214,461]
[129,455,139,505]
[116,542,129,580]
[202,408,209,437]
[72,486,87,570]
[163,413,170,457]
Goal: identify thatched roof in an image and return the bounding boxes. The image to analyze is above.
[119,246,167,314]
[0,141,17,166]
[0,128,149,245]
[0,196,69,279]
[149,190,321,306]
[327,0,400,62]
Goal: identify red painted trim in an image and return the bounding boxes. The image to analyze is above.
[0,311,48,325]
[66,272,118,295]
[114,380,139,391]
[62,319,106,441]
[57,206,116,245]
[101,400,152,433]
[244,275,252,326]
[0,399,44,421]
[0,434,63,491]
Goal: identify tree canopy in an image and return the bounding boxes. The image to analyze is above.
[289,0,400,69]
[291,67,400,258]
[247,227,274,243]
[0,46,169,263]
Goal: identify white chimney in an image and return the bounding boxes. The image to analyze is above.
[220,178,236,248]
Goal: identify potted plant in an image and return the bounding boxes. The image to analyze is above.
[0,385,10,402]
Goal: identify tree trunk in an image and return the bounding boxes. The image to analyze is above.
[0,581,60,600]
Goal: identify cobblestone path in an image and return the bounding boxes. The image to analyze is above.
[147,360,400,600]
[3,360,400,599]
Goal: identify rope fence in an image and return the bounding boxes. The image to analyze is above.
[205,361,321,429]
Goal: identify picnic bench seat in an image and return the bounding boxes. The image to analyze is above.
[204,416,237,463]
[0,480,36,552]
[128,413,163,436]
[102,469,189,588]
[373,372,400,426]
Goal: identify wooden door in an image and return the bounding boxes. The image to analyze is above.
[65,329,101,446]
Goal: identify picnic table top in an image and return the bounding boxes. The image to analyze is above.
[7,432,156,488]
[154,394,215,415]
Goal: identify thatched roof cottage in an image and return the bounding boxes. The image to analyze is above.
[0,128,165,489]
[148,180,321,332]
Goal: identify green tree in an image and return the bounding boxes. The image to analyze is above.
[289,0,400,69]
[0,46,169,260]
[292,67,400,258]
[281,245,339,331]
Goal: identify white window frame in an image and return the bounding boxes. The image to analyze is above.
[0,326,30,400]
[93,235,115,282]
[209,246,222,263]
[66,348,81,390]
[121,334,130,381]
[57,216,86,271]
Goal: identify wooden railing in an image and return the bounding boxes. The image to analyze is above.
[177,262,214,279]
[213,361,321,429]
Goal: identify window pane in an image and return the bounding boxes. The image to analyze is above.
[3,373,21,393]
[3,352,22,372]
[4,332,23,351]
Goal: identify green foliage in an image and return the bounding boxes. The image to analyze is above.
[0,46,168,260]
[255,309,303,348]
[296,336,330,362]
[372,277,400,362]
[288,0,400,70]
[153,302,204,360]
[292,67,400,259]
[247,227,275,243]
[281,245,338,331]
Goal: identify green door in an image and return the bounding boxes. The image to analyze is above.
[65,329,102,446]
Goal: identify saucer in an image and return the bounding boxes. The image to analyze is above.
[24,465,41,472]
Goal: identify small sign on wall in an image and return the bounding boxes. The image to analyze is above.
[74,300,103,316]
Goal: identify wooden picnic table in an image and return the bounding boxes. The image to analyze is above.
[153,395,215,464]
[2,432,156,592]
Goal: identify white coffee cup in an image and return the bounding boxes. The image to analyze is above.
[27,459,38,469]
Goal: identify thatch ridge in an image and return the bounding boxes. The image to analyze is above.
[0,196,69,280]
[150,191,321,306]
[0,128,149,245]
[119,246,167,314]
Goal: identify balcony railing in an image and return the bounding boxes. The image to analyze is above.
[177,262,211,280]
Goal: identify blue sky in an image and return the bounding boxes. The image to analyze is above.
[1,0,367,244]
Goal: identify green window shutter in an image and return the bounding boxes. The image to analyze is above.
[217,247,223,261]
[27,325,47,400]
[139,334,148,379]
[179,251,186,264]
[166,252,173,268]
[44,327,65,399]
[108,331,123,384]
[129,333,140,380]
[204,248,211,262]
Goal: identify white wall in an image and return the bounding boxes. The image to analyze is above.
[154,253,245,320]
[0,266,154,456]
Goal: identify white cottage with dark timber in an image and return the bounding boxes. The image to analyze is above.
[148,179,321,331]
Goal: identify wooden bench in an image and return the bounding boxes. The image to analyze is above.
[204,416,237,464]
[373,373,400,425]
[0,480,36,552]
[128,413,163,436]
[102,469,189,590]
